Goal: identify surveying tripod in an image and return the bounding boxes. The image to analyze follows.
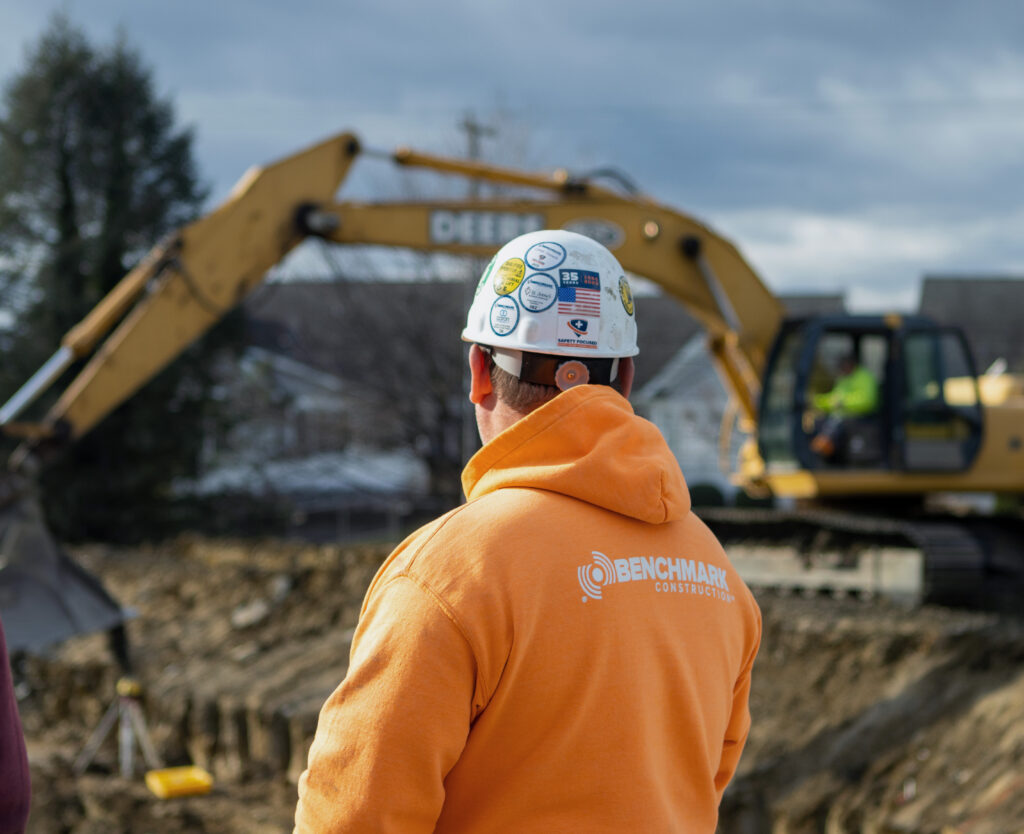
[73,675,163,777]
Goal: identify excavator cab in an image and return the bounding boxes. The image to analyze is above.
[758,315,985,476]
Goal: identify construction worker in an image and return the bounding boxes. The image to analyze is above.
[810,352,880,460]
[294,230,762,833]
[0,615,30,833]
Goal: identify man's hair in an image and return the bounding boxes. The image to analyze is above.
[489,362,559,414]
[486,354,625,415]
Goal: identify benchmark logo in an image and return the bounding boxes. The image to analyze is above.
[577,550,736,603]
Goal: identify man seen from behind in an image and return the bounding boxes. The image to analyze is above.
[294,230,762,833]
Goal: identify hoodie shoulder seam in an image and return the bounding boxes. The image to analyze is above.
[398,501,477,573]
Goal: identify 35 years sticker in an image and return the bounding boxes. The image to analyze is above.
[493,258,526,296]
[490,296,520,336]
[518,273,558,312]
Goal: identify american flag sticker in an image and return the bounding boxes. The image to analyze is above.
[558,270,601,317]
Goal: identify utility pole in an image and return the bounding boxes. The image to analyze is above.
[459,112,497,198]
[458,112,497,481]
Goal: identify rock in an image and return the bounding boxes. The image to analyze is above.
[230,599,271,629]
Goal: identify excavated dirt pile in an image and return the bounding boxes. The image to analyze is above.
[16,537,1024,834]
[727,597,1024,833]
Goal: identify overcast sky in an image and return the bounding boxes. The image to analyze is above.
[4,0,1024,311]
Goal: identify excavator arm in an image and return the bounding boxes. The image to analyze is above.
[1,132,361,450]
[318,194,779,424]
[11,128,1019,640]
[0,130,782,455]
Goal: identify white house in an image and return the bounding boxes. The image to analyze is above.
[634,293,847,505]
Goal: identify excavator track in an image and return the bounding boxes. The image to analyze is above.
[699,507,1024,612]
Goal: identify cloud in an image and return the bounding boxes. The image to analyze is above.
[2,0,1024,315]
[810,55,1024,178]
[712,204,1024,311]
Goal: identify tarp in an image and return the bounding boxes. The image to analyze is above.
[0,476,125,653]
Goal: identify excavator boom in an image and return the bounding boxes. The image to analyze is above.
[0,129,785,651]
[3,133,361,448]
[0,131,781,451]
[4,128,1020,650]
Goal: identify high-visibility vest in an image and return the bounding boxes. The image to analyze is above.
[813,366,879,416]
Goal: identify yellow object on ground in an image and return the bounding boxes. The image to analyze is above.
[145,765,214,799]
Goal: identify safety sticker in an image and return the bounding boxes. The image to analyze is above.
[490,296,520,336]
[525,241,567,270]
[475,257,496,297]
[493,258,526,296]
[518,272,558,312]
[557,316,598,349]
[618,275,635,316]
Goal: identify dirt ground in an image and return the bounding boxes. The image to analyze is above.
[15,536,1024,834]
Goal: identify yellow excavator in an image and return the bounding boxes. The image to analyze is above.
[1,131,1022,649]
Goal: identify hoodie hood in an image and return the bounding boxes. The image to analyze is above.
[462,385,690,524]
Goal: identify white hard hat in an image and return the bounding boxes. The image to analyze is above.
[462,230,638,389]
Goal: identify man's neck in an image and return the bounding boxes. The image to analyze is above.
[476,397,534,446]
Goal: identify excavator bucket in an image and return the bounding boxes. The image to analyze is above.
[0,473,125,653]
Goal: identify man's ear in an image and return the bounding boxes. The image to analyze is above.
[468,344,493,405]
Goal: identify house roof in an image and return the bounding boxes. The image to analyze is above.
[629,291,847,391]
[244,279,469,378]
[245,280,707,389]
[632,294,703,390]
[245,281,855,392]
[780,293,846,318]
[918,276,1024,372]
[631,292,849,404]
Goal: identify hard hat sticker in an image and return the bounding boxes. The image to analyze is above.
[490,296,520,336]
[518,272,558,312]
[558,316,598,349]
[618,276,635,316]
[525,241,567,270]
[475,257,496,297]
[558,269,601,317]
[493,258,526,296]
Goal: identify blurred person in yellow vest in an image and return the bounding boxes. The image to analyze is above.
[811,352,880,460]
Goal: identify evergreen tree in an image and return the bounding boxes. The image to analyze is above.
[0,16,235,541]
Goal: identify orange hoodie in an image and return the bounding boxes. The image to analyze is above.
[294,385,761,833]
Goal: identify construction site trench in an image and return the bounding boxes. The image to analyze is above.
[17,536,1024,834]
